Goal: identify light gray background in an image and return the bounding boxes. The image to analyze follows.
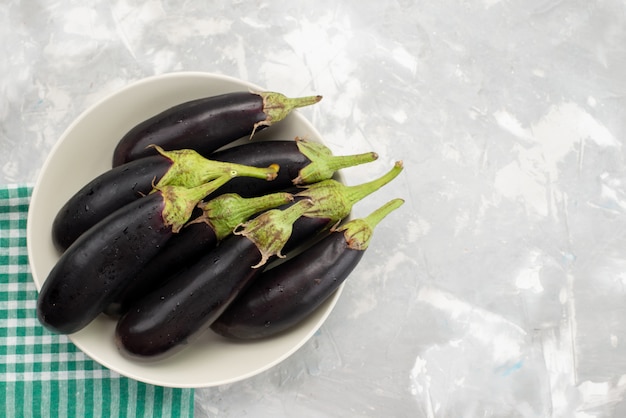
[3,1,626,417]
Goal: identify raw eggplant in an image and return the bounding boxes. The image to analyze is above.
[52,155,169,251]
[37,177,232,335]
[112,91,322,167]
[105,192,293,317]
[207,138,378,198]
[111,161,405,319]
[52,146,279,252]
[108,195,324,319]
[211,199,404,339]
[115,199,313,359]
[102,208,210,318]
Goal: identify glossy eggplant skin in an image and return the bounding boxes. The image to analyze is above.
[52,155,172,252]
[105,216,217,317]
[108,198,332,319]
[208,141,310,198]
[38,192,173,335]
[115,234,263,359]
[211,231,363,340]
[113,92,267,167]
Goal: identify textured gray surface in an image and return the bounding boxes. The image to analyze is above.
[4,1,626,416]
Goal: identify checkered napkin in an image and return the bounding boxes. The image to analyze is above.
[0,185,194,418]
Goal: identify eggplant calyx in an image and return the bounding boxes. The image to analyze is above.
[252,91,323,136]
[292,138,379,185]
[191,192,294,240]
[159,175,232,233]
[294,180,353,224]
[152,145,280,188]
[334,198,405,250]
[294,161,404,223]
[234,199,313,268]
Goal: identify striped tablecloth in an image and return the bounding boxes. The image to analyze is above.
[0,185,195,418]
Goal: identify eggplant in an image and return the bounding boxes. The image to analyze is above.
[112,91,322,167]
[114,162,405,358]
[111,160,405,319]
[207,138,378,198]
[115,199,314,359]
[37,176,232,335]
[52,146,279,252]
[211,199,404,339]
[105,191,293,317]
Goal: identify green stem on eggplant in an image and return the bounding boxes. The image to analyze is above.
[190,192,295,240]
[292,138,379,185]
[254,92,322,135]
[158,175,232,233]
[152,145,279,188]
[295,160,404,223]
[234,199,314,268]
[335,198,405,250]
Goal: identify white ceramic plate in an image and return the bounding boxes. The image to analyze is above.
[26,72,343,388]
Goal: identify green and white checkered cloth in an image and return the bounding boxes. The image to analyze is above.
[0,185,195,418]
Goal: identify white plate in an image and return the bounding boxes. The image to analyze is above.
[26,72,343,388]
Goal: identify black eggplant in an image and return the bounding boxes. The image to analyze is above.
[37,176,232,335]
[52,146,279,252]
[112,91,322,166]
[211,199,404,339]
[114,199,313,359]
[207,138,378,198]
[105,191,293,317]
[110,159,404,319]
[114,161,404,358]
[111,160,405,319]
